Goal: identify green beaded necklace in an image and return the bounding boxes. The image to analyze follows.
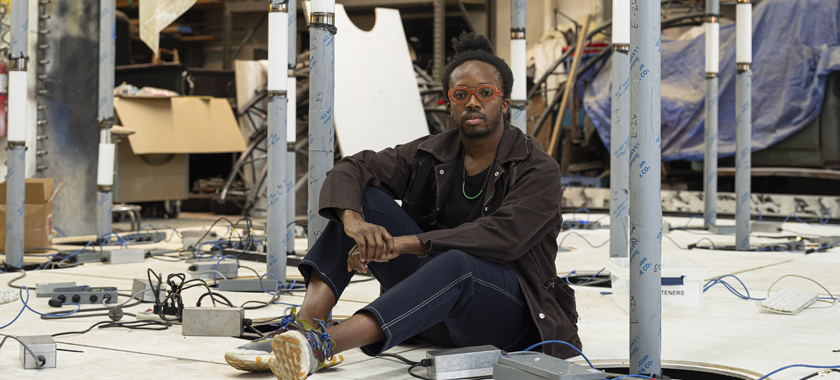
[462,152,494,200]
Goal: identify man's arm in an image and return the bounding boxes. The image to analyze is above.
[338,209,393,263]
[319,136,432,223]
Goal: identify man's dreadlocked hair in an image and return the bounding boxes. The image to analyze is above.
[442,31,514,104]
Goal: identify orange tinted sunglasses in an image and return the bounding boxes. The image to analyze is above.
[447,84,504,104]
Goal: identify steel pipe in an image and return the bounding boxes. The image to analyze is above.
[628,0,662,375]
[267,0,289,284]
[287,0,297,256]
[735,0,752,250]
[5,0,29,270]
[703,0,720,230]
[307,0,335,250]
[97,0,116,239]
[509,0,527,133]
[609,0,630,259]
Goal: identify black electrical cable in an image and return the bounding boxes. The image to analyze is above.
[408,363,428,379]
[57,348,84,353]
[40,312,136,320]
[246,325,265,338]
[239,265,261,277]
[0,335,45,367]
[251,314,294,325]
[232,217,255,248]
[798,369,840,380]
[51,320,169,338]
[151,255,186,262]
[196,291,235,307]
[7,270,25,289]
[194,217,240,248]
[378,353,419,365]
[241,300,276,310]
[148,269,186,322]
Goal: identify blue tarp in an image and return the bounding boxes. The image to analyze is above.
[583,0,840,162]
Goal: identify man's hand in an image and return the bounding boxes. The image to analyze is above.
[338,209,394,263]
[347,235,430,273]
[347,245,368,273]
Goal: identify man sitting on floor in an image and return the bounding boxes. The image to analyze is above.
[224,32,581,380]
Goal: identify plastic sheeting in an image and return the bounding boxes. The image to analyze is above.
[583,0,840,162]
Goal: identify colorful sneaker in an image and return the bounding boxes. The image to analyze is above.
[225,314,303,372]
[269,319,344,380]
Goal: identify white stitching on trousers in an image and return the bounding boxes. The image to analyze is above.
[472,277,525,308]
[300,260,339,294]
[364,306,392,352]
[381,272,473,330]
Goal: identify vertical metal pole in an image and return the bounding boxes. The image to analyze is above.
[267,0,289,284]
[432,0,445,81]
[628,0,662,375]
[307,0,335,250]
[735,0,752,250]
[6,0,29,270]
[610,0,630,259]
[97,0,116,240]
[286,0,297,256]
[509,0,527,133]
[703,0,720,230]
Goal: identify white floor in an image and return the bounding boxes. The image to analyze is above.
[0,215,838,380]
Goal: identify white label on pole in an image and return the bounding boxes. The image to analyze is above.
[287,76,297,142]
[661,285,700,307]
[97,143,116,186]
[268,12,289,92]
[510,39,527,101]
[612,0,630,45]
[7,70,26,142]
[705,22,719,74]
[736,3,752,64]
[0,73,7,93]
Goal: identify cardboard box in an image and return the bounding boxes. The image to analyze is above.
[113,96,246,203]
[0,179,55,249]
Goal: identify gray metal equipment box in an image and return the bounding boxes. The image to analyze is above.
[132,279,166,302]
[35,282,76,298]
[493,352,606,380]
[425,345,501,380]
[181,307,244,337]
[19,335,56,369]
[101,249,146,264]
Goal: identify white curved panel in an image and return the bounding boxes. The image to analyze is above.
[306,3,429,157]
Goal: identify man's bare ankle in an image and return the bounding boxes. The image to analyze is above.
[295,312,319,328]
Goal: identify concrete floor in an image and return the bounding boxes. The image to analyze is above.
[1,214,839,379]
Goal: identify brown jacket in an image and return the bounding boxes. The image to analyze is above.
[319,123,582,358]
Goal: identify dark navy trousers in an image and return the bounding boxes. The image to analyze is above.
[299,187,540,356]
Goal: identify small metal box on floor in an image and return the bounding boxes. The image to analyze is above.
[493,353,605,380]
[425,345,501,379]
[19,335,56,369]
[181,307,244,337]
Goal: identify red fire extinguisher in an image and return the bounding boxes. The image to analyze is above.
[0,62,7,138]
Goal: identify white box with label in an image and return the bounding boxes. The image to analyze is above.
[605,257,708,315]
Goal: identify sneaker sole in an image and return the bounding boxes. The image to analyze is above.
[270,331,311,380]
[224,352,273,372]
